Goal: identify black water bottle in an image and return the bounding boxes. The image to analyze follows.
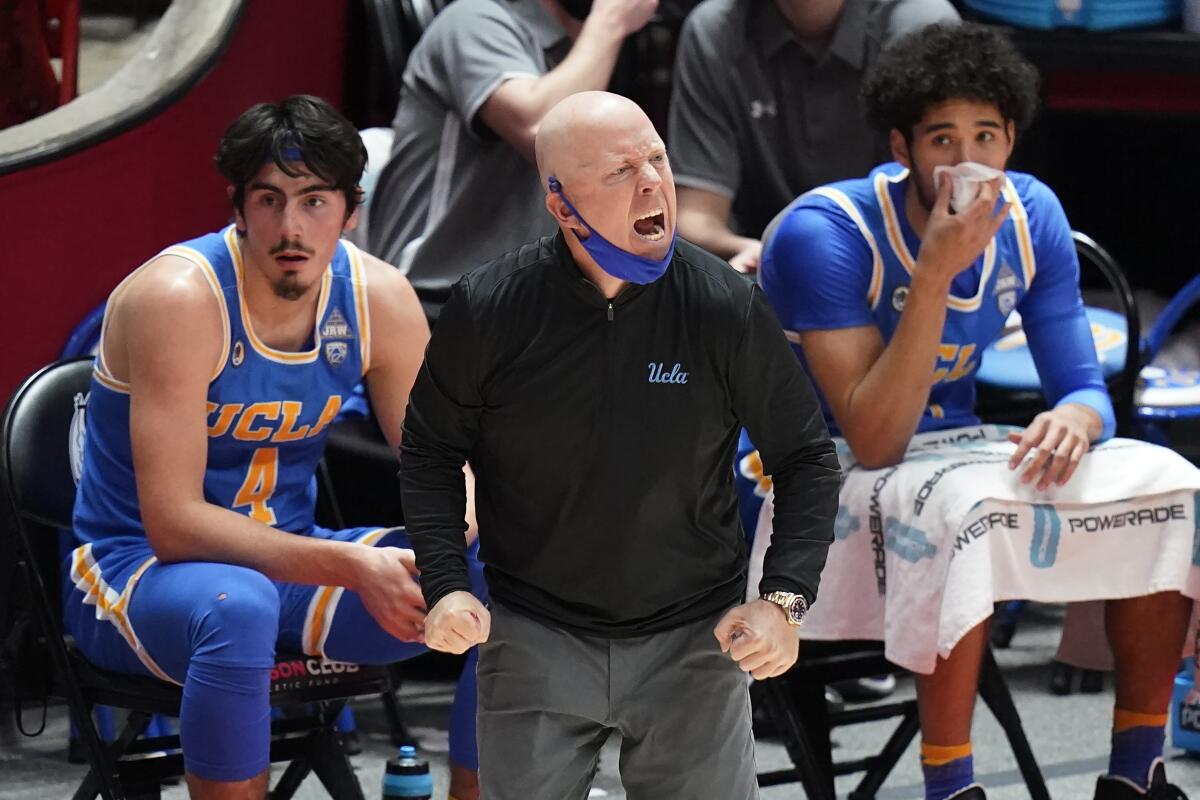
[382,745,433,799]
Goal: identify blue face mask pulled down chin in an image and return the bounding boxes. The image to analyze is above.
[548,176,675,285]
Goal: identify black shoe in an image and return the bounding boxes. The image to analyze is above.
[1095,759,1189,799]
[945,783,987,799]
[1080,668,1105,693]
[1050,660,1076,695]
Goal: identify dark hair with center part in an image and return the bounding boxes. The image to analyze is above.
[861,22,1040,141]
[215,95,367,219]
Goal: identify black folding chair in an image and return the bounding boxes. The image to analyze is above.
[0,358,391,800]
[758,642,1050,800]
[975,230,1142,436]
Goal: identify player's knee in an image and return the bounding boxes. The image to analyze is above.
[193,568,280,664]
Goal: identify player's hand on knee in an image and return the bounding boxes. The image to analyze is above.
[1008,404,1098,490]
[352,546,428,643]
[425,591,490,655]
[714,600,799,680]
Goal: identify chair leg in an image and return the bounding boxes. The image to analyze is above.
[306,727,367,800]
[382,665,413,746]
[850,703,921,800]
[762,677,836,800]
[270,759,312,800]
[977,649,1051,800]
[70,702,134,800]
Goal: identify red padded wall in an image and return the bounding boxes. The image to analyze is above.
[0,0,349,398]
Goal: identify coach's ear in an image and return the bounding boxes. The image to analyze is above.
[890,129,912,169]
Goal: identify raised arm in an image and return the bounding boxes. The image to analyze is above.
[476,0,658,162]
[769,176,1008,467]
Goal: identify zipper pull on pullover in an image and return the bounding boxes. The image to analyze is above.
[607,302,614,321]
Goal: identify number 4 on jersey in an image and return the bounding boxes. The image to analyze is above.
[234,447,279,524]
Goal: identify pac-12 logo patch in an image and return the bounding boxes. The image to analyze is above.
[325,341,348,367]
[231,340,245,367]
[892,285,910,312]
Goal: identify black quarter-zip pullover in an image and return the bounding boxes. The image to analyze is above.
[400,233,841,636]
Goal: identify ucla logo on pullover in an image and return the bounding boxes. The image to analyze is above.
[648,362,689,384]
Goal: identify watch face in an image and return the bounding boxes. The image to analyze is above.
[787,596,807,624]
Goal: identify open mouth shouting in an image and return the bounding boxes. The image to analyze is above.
[632,207,666,242]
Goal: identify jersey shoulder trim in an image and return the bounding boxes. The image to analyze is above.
[342,239,371,377]
[802,186,884,310]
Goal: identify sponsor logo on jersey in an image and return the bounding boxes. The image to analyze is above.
[321,308,354,340]
[231,340,245,367]
[325,341,348,368]
[892,285,909,312]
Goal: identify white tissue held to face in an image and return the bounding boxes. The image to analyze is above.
[933,161,1006,213]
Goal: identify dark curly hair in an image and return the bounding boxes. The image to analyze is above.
[215,95,366,219]
[861,22,1040,141]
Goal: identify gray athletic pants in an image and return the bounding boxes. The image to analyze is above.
[476,602,758,799]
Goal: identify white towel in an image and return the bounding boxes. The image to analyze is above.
[750,426,1200,674]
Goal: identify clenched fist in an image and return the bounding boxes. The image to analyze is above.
[714,599,800,680]
[425,591,491,654]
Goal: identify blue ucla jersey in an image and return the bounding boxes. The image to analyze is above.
[760,162,1113,437]
[71,225,372,601]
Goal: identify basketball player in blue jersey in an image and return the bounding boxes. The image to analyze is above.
[66,96,483,800]
[757,24,1191,800]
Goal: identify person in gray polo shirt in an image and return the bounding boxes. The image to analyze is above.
[367,0,657,318]
[670,0,958,273]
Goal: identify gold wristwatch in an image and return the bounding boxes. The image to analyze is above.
[761,591,809,627]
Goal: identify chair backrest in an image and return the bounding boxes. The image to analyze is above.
[1071,231,1140,434]
[0,358,92,716]
[1,358,92,531]
[363,0,451,108]
[1144,272,1200,362]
